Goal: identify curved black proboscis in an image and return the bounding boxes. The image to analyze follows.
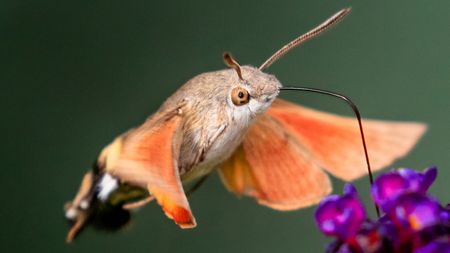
[280,86,380,217]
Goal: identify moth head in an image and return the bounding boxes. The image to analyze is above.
[223,53,281,115]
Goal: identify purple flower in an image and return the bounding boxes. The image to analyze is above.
[387,193,441,232]
[441,205,450,223]
[315,167,449,253]
[326,243,353,253]
[315,184,366,241]
[353,221,388,253]
[414,241,450,253]
[371,167,437,211]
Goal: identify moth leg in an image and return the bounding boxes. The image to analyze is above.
[65,172,92,218]
[66,210,88,243]
[122,175,209,210]
[67,171,93,209]
[122,196,155,210]
[186,174,209,197]
[65,172,94,243]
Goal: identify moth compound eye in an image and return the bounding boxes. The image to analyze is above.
[231,87,250,106]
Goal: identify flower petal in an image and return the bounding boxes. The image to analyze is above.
[371,167,438,212]
[371,172,409,210]
[388,193,441,232]
[315,184,366,241]
[414,241,450,253]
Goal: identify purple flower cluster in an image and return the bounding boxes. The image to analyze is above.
[315,167,450,253]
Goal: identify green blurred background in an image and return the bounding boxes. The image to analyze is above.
[1,0,449,252]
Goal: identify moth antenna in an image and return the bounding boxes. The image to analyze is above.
[280,86,380,217]
[223,52,244,80]
[259,8,351,70]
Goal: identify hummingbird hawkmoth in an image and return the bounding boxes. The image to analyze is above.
[64,8,426,242]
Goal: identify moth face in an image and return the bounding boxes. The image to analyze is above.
[227,66,281,116]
